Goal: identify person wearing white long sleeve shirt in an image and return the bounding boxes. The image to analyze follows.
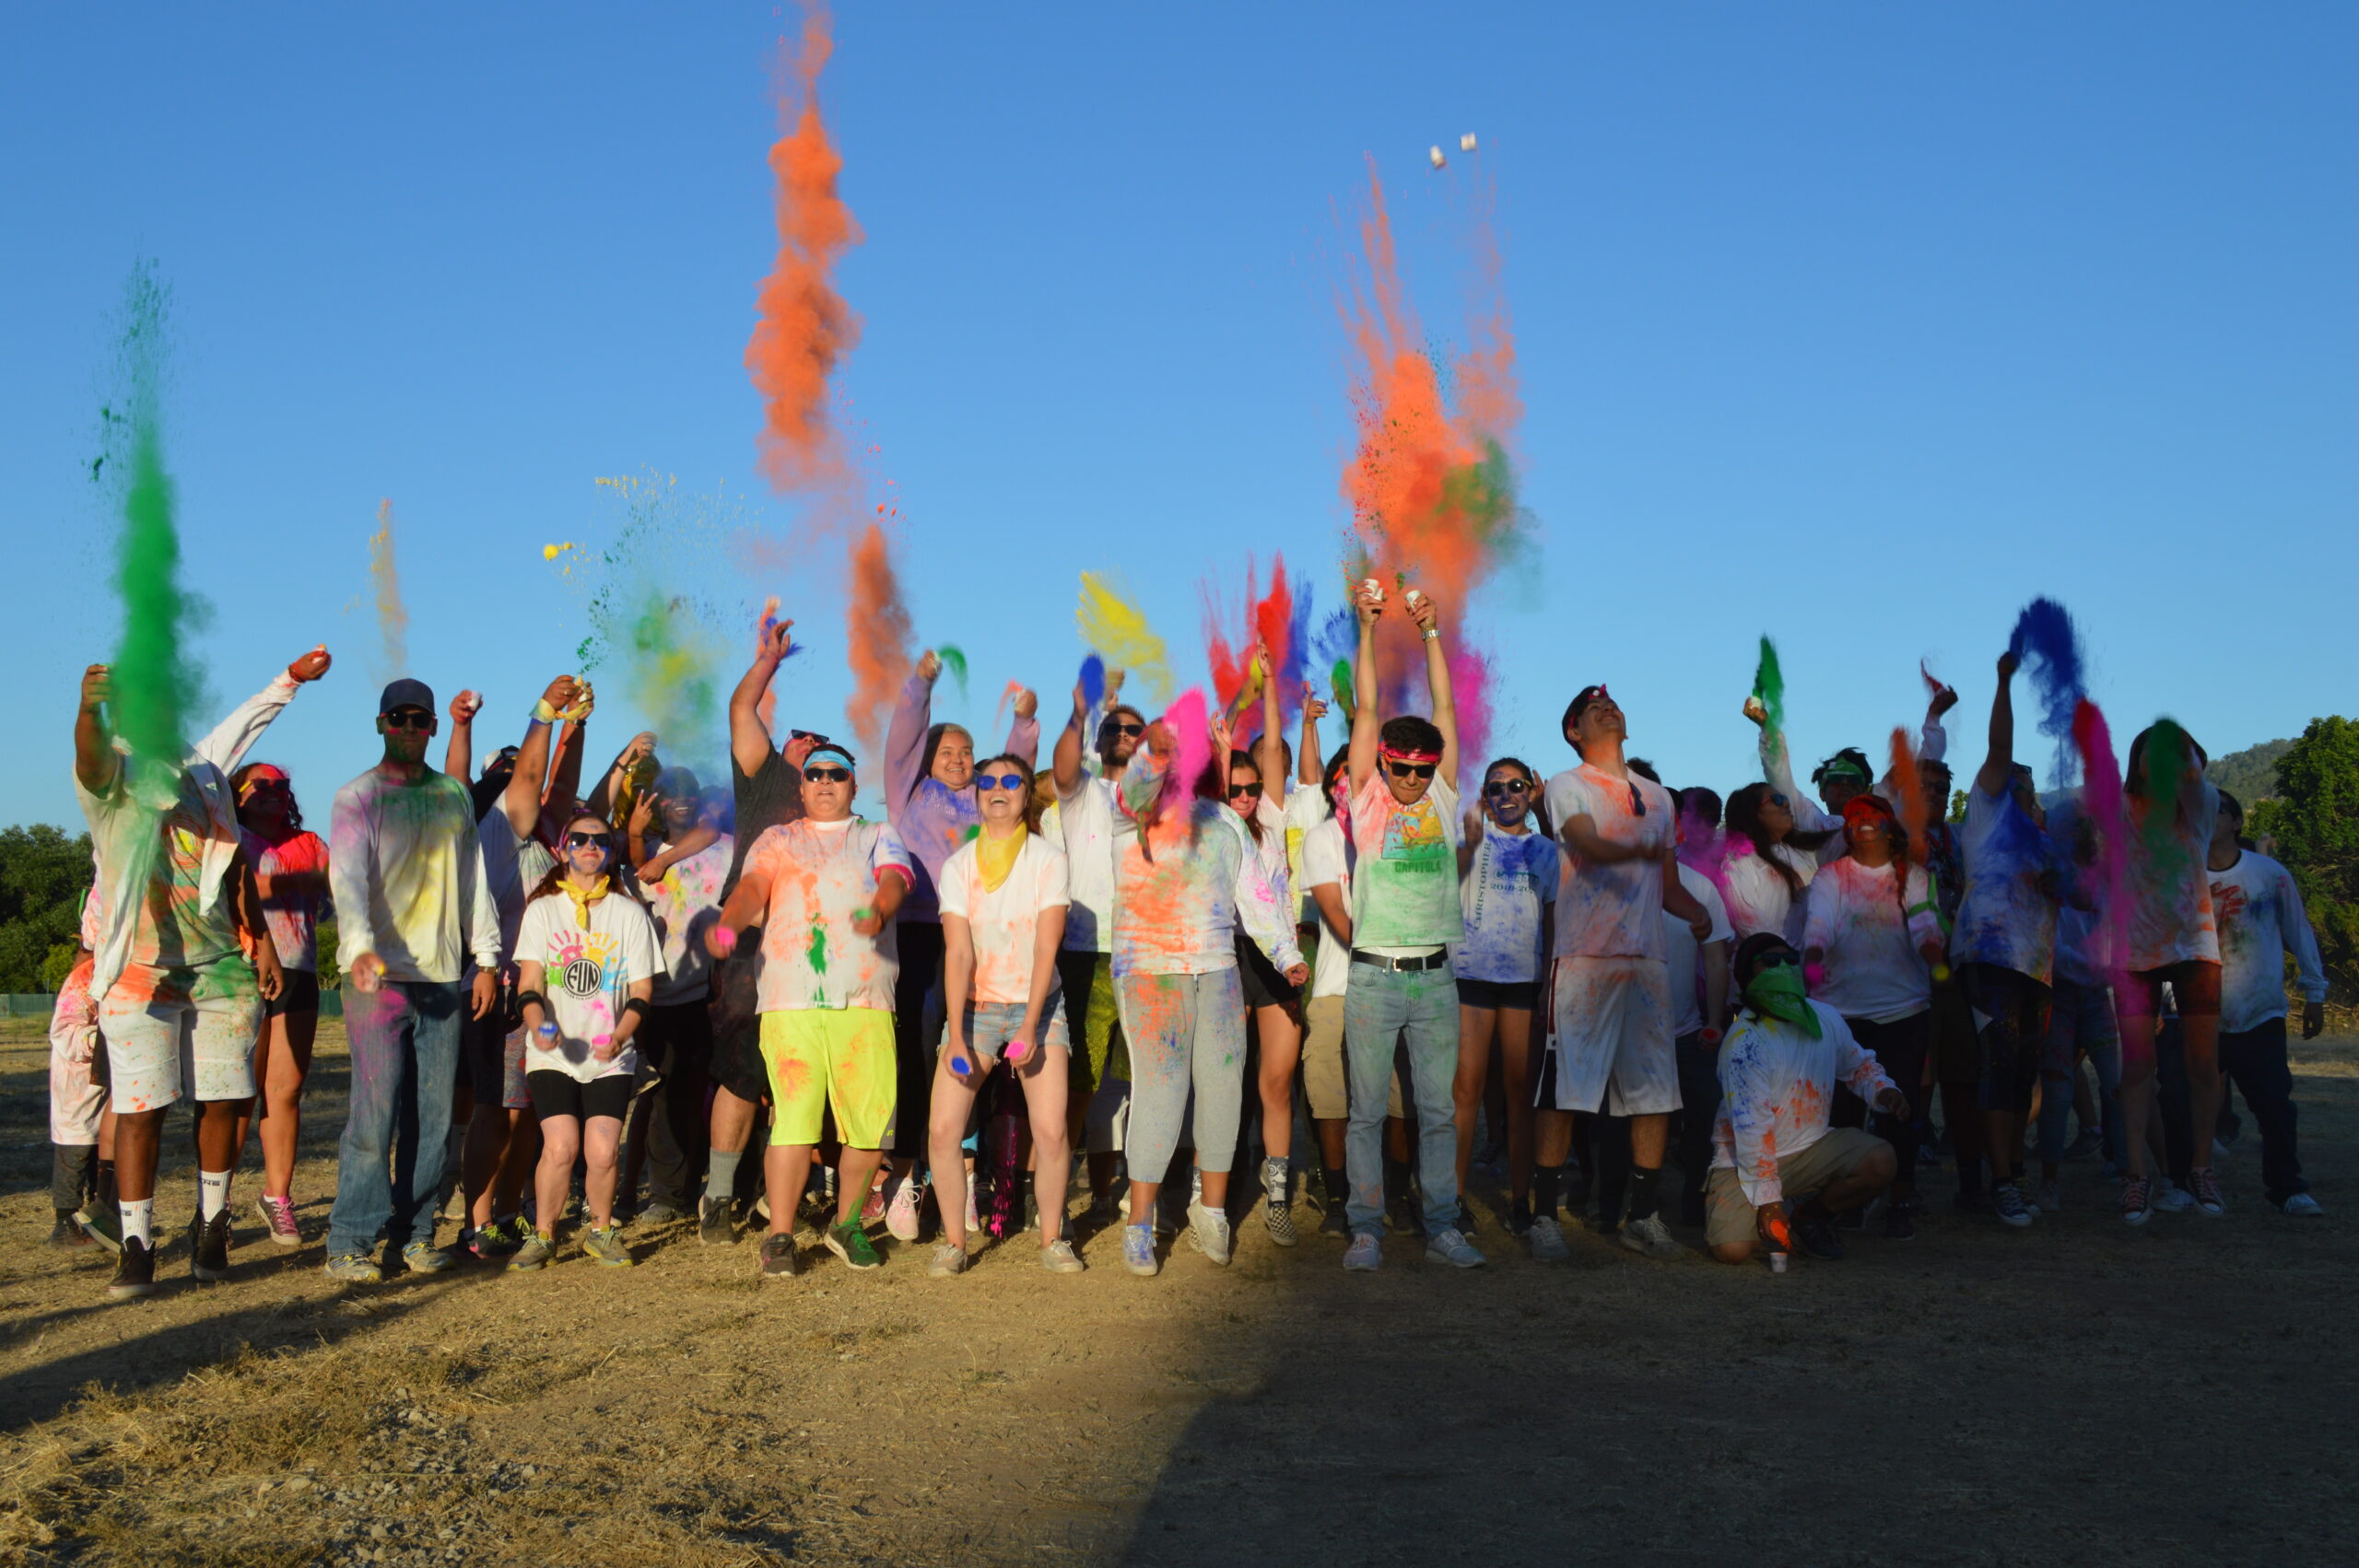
[323,678,503,1282]
[1746,687,1957,869]
[2208,790,2327,1214]
[1706,933,1906,1266]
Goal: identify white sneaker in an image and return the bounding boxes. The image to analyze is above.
[2282,1192,2324,1217]
[1526,1214,1570,1262]
[1342,1232,1382,1271]
[886,1175,923,1243]
[1425,1227,1486,1269]
[1186,1201,1233,1266]
[1619,1213,1685,1259]
[2036,1179,2063,1214]
[966,1182,980,1237]
[2153,1183,2197,1214]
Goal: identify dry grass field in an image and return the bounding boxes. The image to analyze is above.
[2,1013,2354,1566]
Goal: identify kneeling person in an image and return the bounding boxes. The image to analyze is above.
[1707,934,1905,1265]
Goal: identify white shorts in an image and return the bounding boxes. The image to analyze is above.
[1545,955,1679,1117]
[97,960,264,1113]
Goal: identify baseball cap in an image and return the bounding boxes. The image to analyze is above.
[379,677,435,716]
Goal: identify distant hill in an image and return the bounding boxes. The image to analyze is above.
[2208,737,2294,804]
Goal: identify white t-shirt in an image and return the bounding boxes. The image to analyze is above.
[2124,780,2223,971]
[1720,842,1815,946]
[1301,814,1353,1001]
[1545,763,1674,962]
[1454,828,1559,984]
[1239,793,1294,922]
[515,889,663,1083]
[937,833,1071,1007]
[645,835,732,1006]
[1054,776,1119,954]
[1664,861,1733,1038]
[1802,857,1941,1024]
[2210,849,2327,1035]
[1282,787,1330,923]
[1951,783,2059,984]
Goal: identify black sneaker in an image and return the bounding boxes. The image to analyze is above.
[109,1236,157,1301]
[1454,1201,1478,1236]
[1795,1212,1846,1261]
[50,1211,92,1248]
[1884,1200,1919,1241]
[77,1204,123,1255]
[192,1211,233,1282]
[1509,1199,1535,1236]
[1319,1202,1350,1238]
[698,1196,737,1246]
[1836,1205,1867,1231]
[759,1233,800,1278]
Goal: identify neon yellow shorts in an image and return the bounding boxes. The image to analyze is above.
[759,1007,897,1149]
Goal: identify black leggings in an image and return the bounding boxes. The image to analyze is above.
[1843,1011,1931,1189]
[892,919,946,1162]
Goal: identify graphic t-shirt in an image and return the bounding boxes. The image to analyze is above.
[2209,850,2327,1034]
[2123,780,2223,972]
[1544,764,1674,961]
[1950,783,2059,984]
[741,817,913,1012]
[241,827,331,973]
[1664,861,1733,1038]
[1301,814,1352,1001]
[515,890,663,1084]
[1802,857,1941,1024]
[646,835,733,1005]
[1454,829,1559,984]
[1346,773,1463,951]
[937,833,1071,1006]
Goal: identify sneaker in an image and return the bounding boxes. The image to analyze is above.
[191,1211,233,1282]
[2282,1192,2324,1217]
[1262,1199,1297,1247]
[859,1176,887,1227]
[76,1205,123,1255]
[1122,1223,1159,1277]
[1793,1212,1846,1260]
[886,1174,924,1243]
[1259,1159,1296,1246]
[1884,1200,1919,1241]
[402,1239,457,1273]
[2063,1127,2103,1162]
[2120,1176,2154,1226]
[927,1241,969,1278]
[1186,1202,1233,1266]
[505,1234,556,1272]
[2189,1168,2225,1216]
[1991,1183,2035,1228]
[1455,1200,1479,1236]
[2212,1136,2236,1162]
[109,1236,158,1301]
[50,1211,92,1248]
[582,1226,632,1267]
[323,1250,382,1284]
[2153,1183,2197,1214]
[1084,1193,1122,1234]
[1527,1215,1571,1261]
[257,1194,302,1247]
[1426,1227,1486,1269]
[1342,1231,1383,1270]
[825,1219,883,1270]
[1040,1238,1086,1273]
[966,1182,981,1239]
[635,1198,686,1225]
[2036,1179,2063,1215]
[1319,1192,1351,1237]
[470,1214,526,1259]
[698,1196,737,1246]
[1386,1192,1424,1236]
[760,1233,801,1279]
[1619,1213,1684,1260]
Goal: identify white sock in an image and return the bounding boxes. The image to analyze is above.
[199,1169,231,1221]
[122,1198,154,1247]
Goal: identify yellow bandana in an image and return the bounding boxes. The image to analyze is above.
[563,875,612,929]
[976,828,1025,894]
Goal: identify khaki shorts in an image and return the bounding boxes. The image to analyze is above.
[1704,1128,1889,1248]
[1301,995,1404,1121]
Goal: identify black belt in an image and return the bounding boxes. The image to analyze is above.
[1350,949,1449,973]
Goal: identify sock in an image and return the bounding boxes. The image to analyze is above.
[1322,1165,1348,1208]
[122,1198,154,1248]
[705,1146,744,1205]
[1261,1156,1288,1202]
[199,1169,231,1222]
[1533,1163,1564,1219]
[1627,1164,1663,1223]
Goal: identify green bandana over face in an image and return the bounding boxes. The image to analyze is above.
[1745,965,1822,1038]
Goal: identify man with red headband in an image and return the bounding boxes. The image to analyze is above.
[1537,683,1714,1260]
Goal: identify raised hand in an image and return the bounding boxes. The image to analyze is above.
[449,690,483,724]
[288,646,333,683]
[1742,696,1767,728]
[1013,687,1039,720]
[917,649,942,684]
[80,664,111,715]
[539,675,581,718]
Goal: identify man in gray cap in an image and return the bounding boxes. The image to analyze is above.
[323,677,501,1281]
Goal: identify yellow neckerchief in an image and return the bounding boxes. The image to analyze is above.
[562,875,612,929]
[976,825,1027,894]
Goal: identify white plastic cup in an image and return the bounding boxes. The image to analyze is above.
[1769,1250,1789,1274]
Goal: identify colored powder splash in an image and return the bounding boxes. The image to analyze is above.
[806,921,828,976]
[1079,654,1107,715]
[845,520,912,755]
[368,497,409,678]
[2007,596,2087,786]
[620,588,723,761]
[103,261,210,768]
[993,679,1025,731]
[745,0,862,493]
[1887,726,1929,862]
[1447,645,1494,766]
[1751,635,1786,741]
[2071,697,2132,981]
[935,643,970,703]
[1329,660,1356,724]
[1201,556,1301,735]
[1920,659,1948,703]
[1335,160,1532,766]
[1166,688,1212,810]
[1077,571,1174,706]
[2133,719,2196,872]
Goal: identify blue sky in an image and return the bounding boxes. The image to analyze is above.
[4,4,2353,826]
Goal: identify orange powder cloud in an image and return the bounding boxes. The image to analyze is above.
[845,520,911,757]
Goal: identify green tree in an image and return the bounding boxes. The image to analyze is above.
[0,825,95,991]
[1948,789,1968,825]
[2248,716,2359,1003]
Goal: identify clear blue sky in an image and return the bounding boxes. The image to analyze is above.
[4,4,2353,827]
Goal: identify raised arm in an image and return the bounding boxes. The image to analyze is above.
[730,618,794,779]
[194,648,327,775]
[1406,593,1458,783]
[1003,685,1041,770]
[74,665,117,794]
[444,689,480,782]
[1976,651,2020,799]
[547,704,589,811]
[589,731,657,819]
[1297,685,1327,788]
[1347,590,1381,790]
[1254,643,1286,808]
[885,654,939,811]
[1053,673,1093,798]
[503,675,578,841]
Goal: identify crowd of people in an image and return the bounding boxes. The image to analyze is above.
[45,584,2331,1302]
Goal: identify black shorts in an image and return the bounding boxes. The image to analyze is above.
[2115,959,2223,1021]
[635,996,714,1076]
[265,969,322,1018]
[527,1070,634,1124]
[1236,935,1299,1012]
[464,968,527,1109]
[1962,963,2051,1114]
[1456,977,1540,1011]
[708,942,769,1105]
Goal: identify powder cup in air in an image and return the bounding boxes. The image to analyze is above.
[1460,133,1477,153]
[1358,577,1386,606]
[1428,146,1446,169]
[1403,588,1427,611]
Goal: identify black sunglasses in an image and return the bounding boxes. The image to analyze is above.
[1227,781,1263,800]
[1483,778,1530,798]
[804,765,852,783]
[976,772,1026,791]
[1385,761,1437,781]
[1103,720,1144,739]
[1766,791,1790,810]
[381,710,433,731]
[1754,950,1801,972]
[565,831,614,850]
[243,778,292,796]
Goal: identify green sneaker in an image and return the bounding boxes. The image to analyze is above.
[506,1233,557,1273]
[824,1218,883,1270]
[582,1226,633,1268]
[323,1252,382,1284]
[402,1239,456,1274]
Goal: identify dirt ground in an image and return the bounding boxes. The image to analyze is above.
[1,1013,2355,1567]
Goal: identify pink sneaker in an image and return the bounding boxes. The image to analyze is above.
[886,1174,923,1242]
[258,1194,303,1248]
[859,1175,888,1227]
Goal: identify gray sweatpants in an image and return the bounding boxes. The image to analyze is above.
[1116,967,1247,1186]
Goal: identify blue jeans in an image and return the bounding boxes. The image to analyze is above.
[1343,962,1458,1236]
[2038,977,2122,1166]
[327,980,464,1260]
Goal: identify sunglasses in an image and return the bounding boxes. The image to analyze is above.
[1754,950,1801,972]
[381,711,433,731]
[1766,791,1790,810]
[976,772,1027,791]
[804,765,852,784]
[565,832,614,850]
[1227,781,1263,801]
[1385,761,1437,781]
[1484,778,1530,798]
[1103,720,1144,739]
[242,778,292,796]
